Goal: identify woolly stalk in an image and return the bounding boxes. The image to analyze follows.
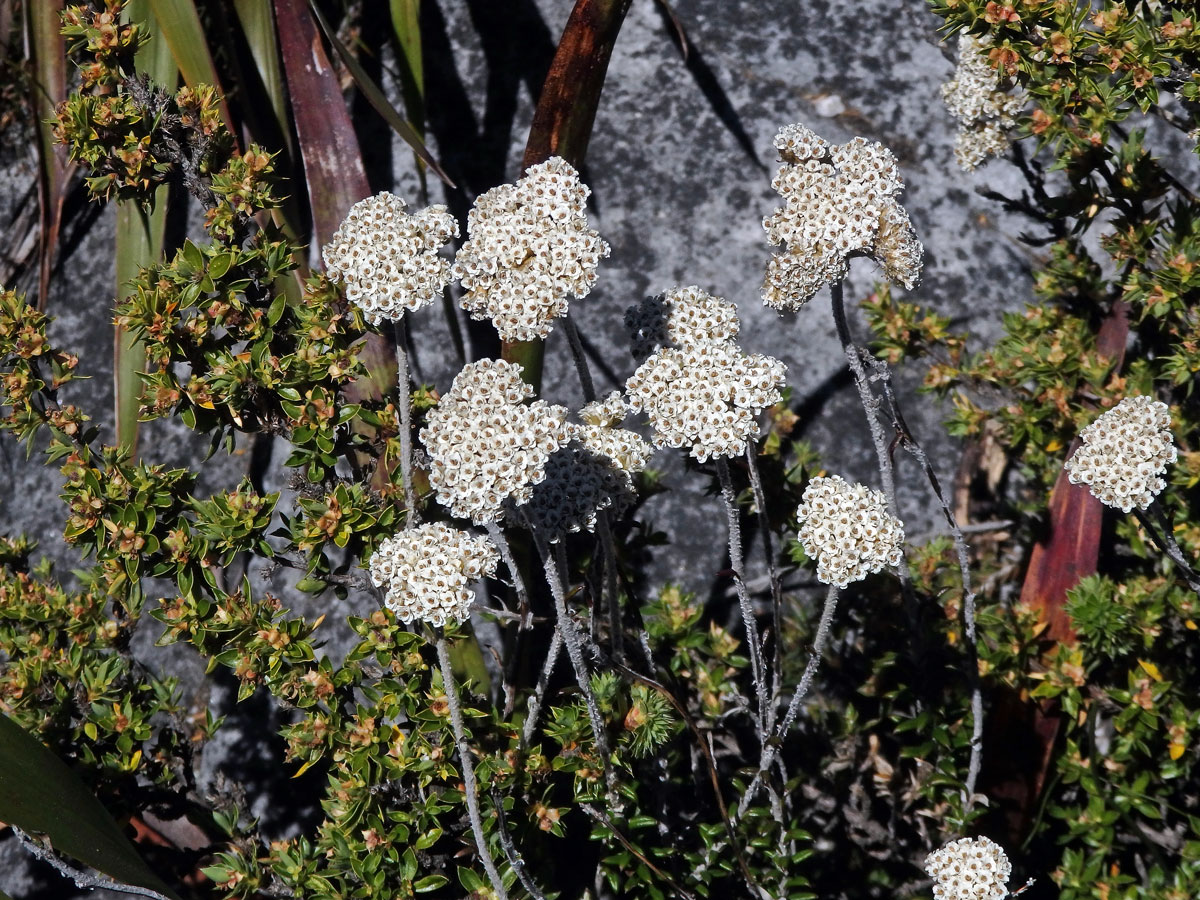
[715,457,768,739]
[436,637,509,900]
[737,585,840,818]
[863,351,985,803]
[744,444,783,728]
[485,521,533,629]
[521,625,564,746]
[533,531,614,791]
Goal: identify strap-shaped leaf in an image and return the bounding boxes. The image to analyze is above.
[306,0,454,189]
[0,714,179,899]
[115,0,177,458]
[27,0,68,311]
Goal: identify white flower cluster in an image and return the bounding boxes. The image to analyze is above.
[323,192,458,324]
[941,34,1024,171]
[420,359,574,524]
[452,157,610,341]
[762,124,923,311]
[1065,395,1177,513]
[924,836,1013,900]
[796,475,905,587]
[625,341,786,463]
[519,392,652,542]
[368,523,499,628]
[623,285,740,357]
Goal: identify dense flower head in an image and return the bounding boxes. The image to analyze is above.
[796,475,905,587]
[762,124,923,311]
[513,393,650,542]
[420,359,574,524]
[624,285,741,357]
[924,836,1013,900]
[625,342,786,462]
[941,33,1023,171]
[323,192,458,324]
[1065,395,1177,513]
[452,157,610,341]
[368,523,499,628]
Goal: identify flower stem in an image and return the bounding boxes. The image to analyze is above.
[737,585,839,818]
[436,637,509,900]
[564,314,596,403]
[715,457,768,740]
[745,444,782,726]
[1136,505,1200,597]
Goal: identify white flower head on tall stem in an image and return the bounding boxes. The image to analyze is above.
[796,475,905,587]
[625,341,786,463]
[420,359,575,525]
[368,523,499,628]
[1065,395,1177,513]
[942,33,1024,171]
[453,157,610,341]
[323,192,459,324]
[924,836,1013,900]
[761,123,923,311]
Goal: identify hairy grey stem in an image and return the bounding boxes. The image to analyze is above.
[864,352,985,803]
[715,457,769,739]
[536,533,615,793]
[1136,505,1200,596]
[564,314,597,403]
[491,789,549,900]
[829,282,917,602]
[392,316,416,521]
[744,445,783,727]
[13,828,176,900]
[436,637,510,900]
[737,585,839,818]
[521,625,564,746]
[485,522,533,629]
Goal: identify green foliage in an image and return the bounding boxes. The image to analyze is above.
[2,1,1200,898]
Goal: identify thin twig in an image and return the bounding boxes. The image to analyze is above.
[436,637,510,900]
[738,585,839,818]
[13,828,176,900]
[596,511,625,662]
[580,804,697,900]
[393,316,416,520]
[715,457,769,740]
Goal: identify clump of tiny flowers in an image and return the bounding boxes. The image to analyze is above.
[924,836,1013,900]
[761,123,923,311]
[368,523,499,628]
[322,192,458,325]
[420,359,574,525]
[796,475,904,587]
[625,341,786,463]
[624,285,740,357]
[1064,395,1177,513]
[518,393,652,542]
[941,33,1023,171]
[452,156,610,341]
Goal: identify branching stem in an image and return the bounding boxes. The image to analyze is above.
[393,316,416,521]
